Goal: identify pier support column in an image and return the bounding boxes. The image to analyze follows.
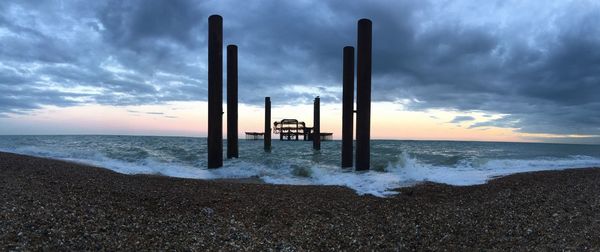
[341,46,354,168]
[226,45,238,159]
[264,97,271,152]
[313,96,321,150]
[355,19,372,171]
[208,15,223,168]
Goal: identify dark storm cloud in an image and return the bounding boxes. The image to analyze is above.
[0,17,74,63]
[0,0,599,141]
[0,82,84,114]
[98,0,205,52]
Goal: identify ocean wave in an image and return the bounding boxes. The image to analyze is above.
[1,136,600,197]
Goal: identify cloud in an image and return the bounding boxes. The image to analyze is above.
[0,0,599,141]
[449,116,475,124]
[523,136,600,145]
[98,0,206,52]
[469,116,519,129]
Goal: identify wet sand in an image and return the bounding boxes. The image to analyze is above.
[1,151,599,250]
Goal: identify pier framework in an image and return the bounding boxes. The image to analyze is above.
[273,119,333,141]
[205,14,372,171]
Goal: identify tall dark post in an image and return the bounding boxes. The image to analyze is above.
[264,97,271,152]
[342,46,355,168]
[226,45,238,159]
[313,96,321,150]
[355,19,372,171]
[207,15,223,168]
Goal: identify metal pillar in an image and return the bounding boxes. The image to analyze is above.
[355,19,372,171]
[341,46,354,168]
[264,97,271,152]
[226,44,238,159]
[207,15,223,168]
[313,96,320,150]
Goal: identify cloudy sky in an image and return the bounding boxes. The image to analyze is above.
[0,0,599,144]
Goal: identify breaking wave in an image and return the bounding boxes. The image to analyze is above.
[1,135,599,197]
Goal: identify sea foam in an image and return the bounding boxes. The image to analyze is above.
[1,135,599,197]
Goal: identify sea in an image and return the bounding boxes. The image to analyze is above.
[1,135,599,197]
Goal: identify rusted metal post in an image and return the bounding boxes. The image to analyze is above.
[264,97,271,152]
[355,19,371,171]
[226,44,238,159]
[342,46,354,168]
[208,15,223,168]
[313,96,320,150]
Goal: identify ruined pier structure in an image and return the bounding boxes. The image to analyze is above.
[207,15,223,169]
[272,119,333,141]
[207,15,372,170]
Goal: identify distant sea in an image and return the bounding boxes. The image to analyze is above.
[1,135,599,196]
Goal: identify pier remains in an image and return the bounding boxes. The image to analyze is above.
[355,18,372,171]
[264,97,271,152]
[207,15,223,168]
[227,44,239,159]
[205,14,371,171]
[273,119,333,141]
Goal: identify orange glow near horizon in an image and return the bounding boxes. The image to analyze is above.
[0,101,582,143]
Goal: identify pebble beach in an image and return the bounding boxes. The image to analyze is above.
[1,151,600,250]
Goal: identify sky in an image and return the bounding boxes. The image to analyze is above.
[0,0,599,144]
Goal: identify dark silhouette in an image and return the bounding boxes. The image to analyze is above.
[264,97,271,152]
[356,19,372,171]
[313,97,321,150]
[227,45,239,159]
[208,15,223,168]
[206,14,371,170]
[273,119,333,141]
[274,119,304,141]
[342,46,355,168]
